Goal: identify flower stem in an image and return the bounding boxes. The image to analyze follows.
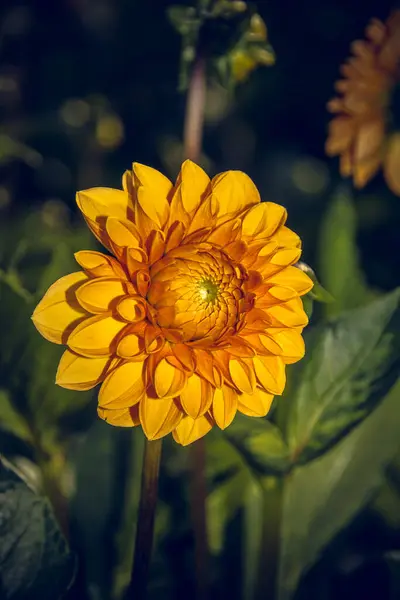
[190,439,209,600]
[255,477,283,600]
[183,55,206,161]
[183,52,209,600]
[126,437,162,600]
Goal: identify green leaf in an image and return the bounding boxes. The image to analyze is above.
[0,389,32,443]
[278,379,400,600]
[206,416,289,555]
[0,460,75,599]
[225,415,290,475]
[318,187,374,317]
[286,289,400,464]
[166,6,197,36]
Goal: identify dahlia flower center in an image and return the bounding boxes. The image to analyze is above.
[198,279,219,303]
[148,247,248,342]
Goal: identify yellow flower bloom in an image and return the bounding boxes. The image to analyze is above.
[326,11,400,195]
[32,160,312,445]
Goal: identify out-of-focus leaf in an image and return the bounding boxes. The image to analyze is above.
[167,5,197,36]
[278,379,400,600]
[70,421,116,598]
[206,416,289,558]
[0,389,32,443]
[0,460,75,599]
[318,187,374,317]
[225,416,290,475]
[286,289,400,464]
[296,262,334,304]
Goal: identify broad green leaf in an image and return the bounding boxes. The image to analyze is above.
[286,289,400,464]
[278,379,400,600]
[206,417,289,558]
[225,416,290,475]
[0,461,75,599]
[318,187,374,317]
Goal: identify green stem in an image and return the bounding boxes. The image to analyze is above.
[183,51,209,600]
[255,477,283,600]
[126,438,162,600]
[190,439,209,600]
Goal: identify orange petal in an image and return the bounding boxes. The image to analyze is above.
[212,385,238,429]
[229,359,255,394]
[76,278,128,313]
[133,163,171,228]
[74,250,127,279]
[154,358,186,398]
[99,360,145,409]
[116,333,144,358]
[106,218,143,259]
[211,170,260,216]
[172,343,195,371]
[180,373,214,418]
[268,298,308,327]
[32,272,89,344]
[384,133,400,196]
[116,295,147,322]
[140,395,183,440]
[174,159,210,213]
[242,202,287,238]
[98,404,140,427]
[56,350,113,390]
[76,187,132,249]
[172,413,213,445]
[271,329,305,364]
[186,194,219,235]
[237,387,274,417]
[67,314,127,357]
[266,266,313,295]
[253,355,286,395]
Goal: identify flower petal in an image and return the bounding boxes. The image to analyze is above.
[237,387,274,417]
[271,329,305,364]
[117,333,144,358]
[172,414,213,445]
[266,266,313,295]
[242,202,287,238]
[253,356,286,395]
[56,350,113,390]
[116,296,147,322]
[180,373,214,418]
[212,385,238,429]
[384,133,400,196]
[32,272,89,344]
[133,163,171,227]
[76,187,132,248]
[174,159,210,213]
[268,298,308,327]
[153,358,186,398]
[140,395,182,440]
[212,171,260,216]
[98,405,140,427]
[76,278,129,313]
[229,359,255,394]
[74,250,127,279]
[67,314,127,357]
[99,360,145,408]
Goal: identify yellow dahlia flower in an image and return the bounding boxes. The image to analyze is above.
[326,11,400,194]
[32,160,312,445]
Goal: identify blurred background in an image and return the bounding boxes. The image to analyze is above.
[1,0,400,599]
